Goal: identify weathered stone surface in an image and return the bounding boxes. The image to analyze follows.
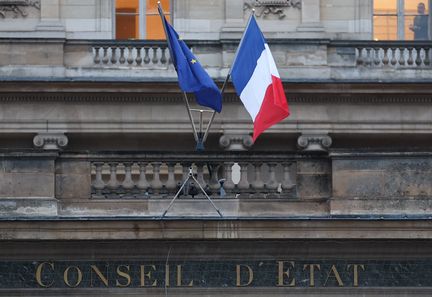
[0,158,55,199]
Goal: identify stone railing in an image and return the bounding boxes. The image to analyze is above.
[333,41,432,68]
[90,153,299,199]
[4,38,432,80]
[91,40,171,67]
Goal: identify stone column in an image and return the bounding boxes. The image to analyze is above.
[36,0,65,37]
[297,0,324,32]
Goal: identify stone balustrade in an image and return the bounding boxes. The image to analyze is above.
[2,38,432,80]
[355,43,431,67]
[90,154,298,199]
[92,41,171,67]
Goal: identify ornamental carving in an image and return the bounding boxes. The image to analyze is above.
[0,0,40,18]
[244,0,301,19]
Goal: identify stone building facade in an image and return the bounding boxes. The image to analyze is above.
[0,0,432,296]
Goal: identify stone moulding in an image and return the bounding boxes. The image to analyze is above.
[0,0,40,18]
[244,0,301,19]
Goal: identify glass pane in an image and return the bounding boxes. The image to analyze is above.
[406,15,429,40]
[373,15,398,40]
[116,14,139,39]
[405,0,428,15]
[374,0,397,14]
[146,15,170,40]
[116,0,139,13]
[147,0,170,14]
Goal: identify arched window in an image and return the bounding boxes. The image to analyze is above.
[373,0,431,40]
[115,0,171,40]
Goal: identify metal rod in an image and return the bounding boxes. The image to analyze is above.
[183,92,199,142]
[199,110,203,135]
[202,73,231,142]
[160,173,191,218]
[191,174,223,217]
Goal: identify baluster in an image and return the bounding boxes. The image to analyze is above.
[93,46,101,64]
[160,46,168,64]
[415,47,422,66]
[208,163,220,191]
[150,162,164,194]
[152,47,159,64]
[365,47,372,66]
[407,47,414,65]
[196,163,206,188]
[165,162,177,192]
[237,162,250,190]
[398,47,405,66]
[281,162,295,191]
[102,46,109,64]
[424,47,430,66]
[122,162,135,190]
[143,46,151,64]
[390,47,397,65]
[266,163,278,192]
[92,162,105,197]
[110,46,117,64]
[135,46,143,65]
[373,47,381,65]
[137,162,150,195]
[223,162,236,192]
[119,46,126,64]
[107,162,119,190]
[127,46,134,64]
[382,47,389,65]
[252,162,265,191]
[356,47,364,65]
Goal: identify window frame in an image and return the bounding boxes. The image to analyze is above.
[373,0,432,40]
[112,0,172,40]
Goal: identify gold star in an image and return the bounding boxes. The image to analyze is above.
[190,59,197,64]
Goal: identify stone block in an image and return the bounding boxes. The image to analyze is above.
[55,160,91,200]
[0,158,55,199]
[297,174,331,199]
[333,170,385,199]
[0,172,54,198]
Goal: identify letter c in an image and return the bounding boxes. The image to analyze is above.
[35,262,55,288]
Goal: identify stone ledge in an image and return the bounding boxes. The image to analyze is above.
[1,219,432,240]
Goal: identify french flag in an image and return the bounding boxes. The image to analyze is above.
[230,16,290,142]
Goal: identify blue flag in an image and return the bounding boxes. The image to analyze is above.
[161,15,222,113]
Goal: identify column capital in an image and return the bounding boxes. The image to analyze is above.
[297,134,332,152]
[219,134,253,151]
[33,133,68,150]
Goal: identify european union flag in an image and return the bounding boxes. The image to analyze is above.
[161,14,222,113]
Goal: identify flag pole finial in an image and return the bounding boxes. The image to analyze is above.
[252,8,255,15]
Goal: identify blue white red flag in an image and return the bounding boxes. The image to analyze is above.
[230,16,290,142]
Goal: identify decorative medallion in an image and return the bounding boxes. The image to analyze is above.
[244,0,301,19]
[0,0,40,18]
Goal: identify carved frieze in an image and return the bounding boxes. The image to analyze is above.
[0,0,40,18]
[244,0,301,19]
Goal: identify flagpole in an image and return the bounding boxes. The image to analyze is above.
[202,10,256,143]
[158,1,199,142]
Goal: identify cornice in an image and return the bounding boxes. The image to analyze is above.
[0,93,430,104]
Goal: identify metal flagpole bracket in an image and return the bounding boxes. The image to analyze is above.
[160,167,223,218]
